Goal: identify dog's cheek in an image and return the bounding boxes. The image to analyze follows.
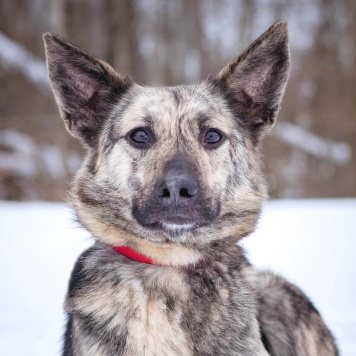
[204,140,241,199]
[209,152,231,192]
[98,144,140,199]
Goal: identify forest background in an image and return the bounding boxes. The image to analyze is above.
[0,0,355,201]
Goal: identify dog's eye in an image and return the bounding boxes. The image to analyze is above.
[203,129,224,149]
[127,128,153,148]
[131,130,149,143]
[205,130,222,144]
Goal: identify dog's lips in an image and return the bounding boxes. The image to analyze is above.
[160,214,196,224]
[157,214,200,231]
[161,221,197,232]
[139,213,202,232]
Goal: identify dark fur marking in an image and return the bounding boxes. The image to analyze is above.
[86,151,98,175]
[67,245,98,299]
[103,122,118,155]
[260,329,272,354]
[171,88,181,106]
[78,312,128,355]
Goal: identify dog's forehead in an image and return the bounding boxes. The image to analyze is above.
[112,83,235,134]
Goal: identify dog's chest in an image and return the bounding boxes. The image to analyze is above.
[108,266,193,356]
[124,286,192,356]
[65,246,266,355]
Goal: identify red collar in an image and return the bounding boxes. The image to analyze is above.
[111,245,159,265]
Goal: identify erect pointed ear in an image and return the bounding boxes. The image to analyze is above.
[43,33,133,147]
[215,21,290,144]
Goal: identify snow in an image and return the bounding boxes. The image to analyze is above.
[0,199,355,356]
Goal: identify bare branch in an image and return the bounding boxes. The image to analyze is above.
[273,121,352,165]
[0,31,50,94]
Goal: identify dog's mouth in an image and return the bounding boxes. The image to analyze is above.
[158,214,201,233]
[161,221,197,233]
[140,213,202,233]
[132,203,216,234]
[131,189,221,235]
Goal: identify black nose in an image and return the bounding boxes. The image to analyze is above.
[157,173,198,206]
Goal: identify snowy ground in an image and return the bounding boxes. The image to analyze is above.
[0,199,355,356]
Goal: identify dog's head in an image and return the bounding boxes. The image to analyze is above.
[44,22,290,265]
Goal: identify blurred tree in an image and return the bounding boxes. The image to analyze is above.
[0,0,354,200]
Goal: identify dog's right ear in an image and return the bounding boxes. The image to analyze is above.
[215,21,290,144]
[43,33,132,147]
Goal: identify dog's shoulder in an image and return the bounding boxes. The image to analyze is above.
[66,243,101,298]
[62,245,99,356]
[257,271,339,356]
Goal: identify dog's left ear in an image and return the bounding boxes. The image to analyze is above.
[216,21,290,143]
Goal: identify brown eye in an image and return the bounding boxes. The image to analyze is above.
[127,128,153,148]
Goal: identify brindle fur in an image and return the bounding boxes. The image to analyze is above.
[44,21,338,355]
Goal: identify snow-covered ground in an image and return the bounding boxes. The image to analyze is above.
[0,199,355,356]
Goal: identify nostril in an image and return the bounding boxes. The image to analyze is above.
[180,187,192,198]
[161,188,170,198]
[180,186,197,198]
[158,184,171,198]
[180,188,190,198]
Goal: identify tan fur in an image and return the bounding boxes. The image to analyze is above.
[74,199,203,266]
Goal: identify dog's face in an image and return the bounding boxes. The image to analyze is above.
[44,22,290,254]
[111,85,232,231]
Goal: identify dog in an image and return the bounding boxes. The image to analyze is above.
[44,21,338,355]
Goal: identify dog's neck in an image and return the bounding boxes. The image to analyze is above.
[81,213,204,266]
